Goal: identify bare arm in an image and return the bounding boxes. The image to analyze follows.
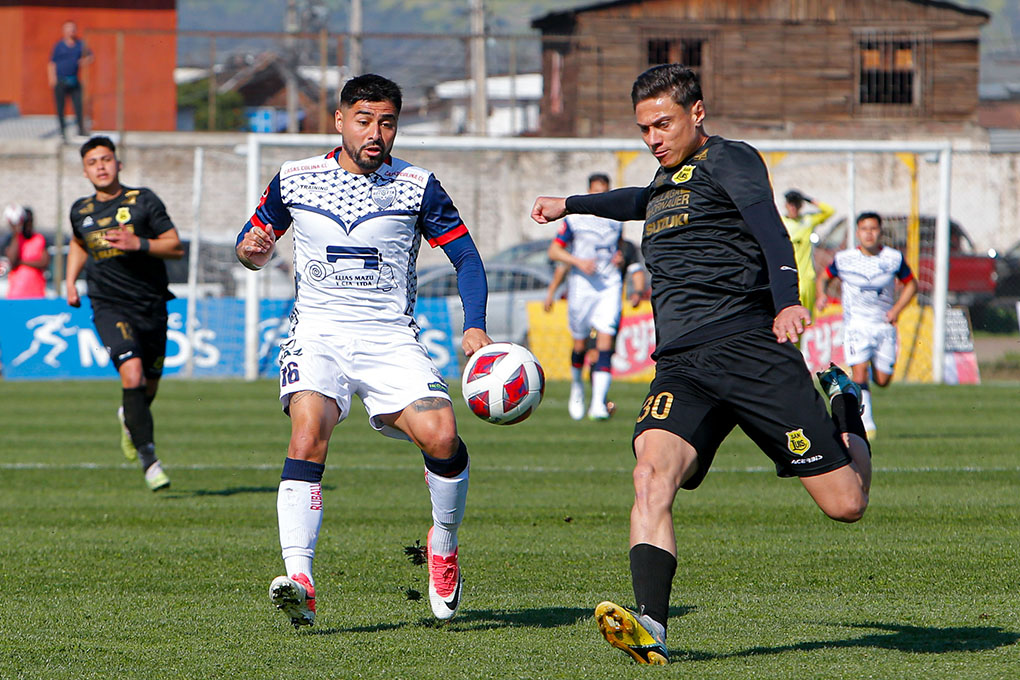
[887,278,918,324]
[105,226,185,260]
[629,267,647,307]
[547,240,596,275]
[815,268,834,312]
[544,263,570,312]
[65,237,88,307]
[47,61,56,88]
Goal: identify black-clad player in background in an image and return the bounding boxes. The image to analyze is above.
[532,64,871,665]
[67,136,184,491]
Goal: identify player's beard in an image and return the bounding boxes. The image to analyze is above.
[344,139,387,172]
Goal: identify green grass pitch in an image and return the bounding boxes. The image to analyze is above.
[0,378,1018,679]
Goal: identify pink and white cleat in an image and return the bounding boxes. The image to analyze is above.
[269,573,316,629]
[426,527,463,620]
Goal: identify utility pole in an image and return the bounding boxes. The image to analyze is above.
[470,0,487,136]
[285,0,300,133]
[349,0,362,76]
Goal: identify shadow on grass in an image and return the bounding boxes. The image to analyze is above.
[307,604,696,636]
[677,622,1020,661]
[164,483,337,498]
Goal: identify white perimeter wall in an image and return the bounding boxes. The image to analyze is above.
[2,133,1018,269]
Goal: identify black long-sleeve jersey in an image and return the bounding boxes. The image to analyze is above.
[565,135,799,358]
[70,186,176,310]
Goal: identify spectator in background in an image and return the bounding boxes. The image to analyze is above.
[48,20,92,142]
[3,205,50,299]
[782,189,834,314]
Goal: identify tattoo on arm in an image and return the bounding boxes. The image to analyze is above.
[412,397,451,413]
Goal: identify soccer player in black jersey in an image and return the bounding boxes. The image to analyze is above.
[532,64,872,665]
[67,136,184,491]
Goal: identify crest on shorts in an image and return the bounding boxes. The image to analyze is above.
[671,165,695,184]
[372,184,396,208]
[785,428,811,456]
[115,207,131,224]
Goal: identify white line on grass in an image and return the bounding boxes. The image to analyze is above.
[1,462,1018,474]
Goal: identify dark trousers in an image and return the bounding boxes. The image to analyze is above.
[54,79,85,138]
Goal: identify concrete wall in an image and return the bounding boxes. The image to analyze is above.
[2,132,1017,274]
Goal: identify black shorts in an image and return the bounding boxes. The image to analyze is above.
[632,327,851,490]
[92,302,168,379]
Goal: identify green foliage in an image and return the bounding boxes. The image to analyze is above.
[177,79,246,131]
[1,379,1018,678]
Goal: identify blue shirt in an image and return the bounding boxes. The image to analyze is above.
[51,40,85,80]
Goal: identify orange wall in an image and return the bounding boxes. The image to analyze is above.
[5,3,176,131]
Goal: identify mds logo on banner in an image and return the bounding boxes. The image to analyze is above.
[0,297,457,380]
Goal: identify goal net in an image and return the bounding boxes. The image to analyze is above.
[241,134,964,384]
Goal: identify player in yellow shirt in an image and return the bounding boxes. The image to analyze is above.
[781,189,834,313]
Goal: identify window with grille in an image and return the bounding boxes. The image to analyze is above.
[647,38,703,69]
[855,32,930,112]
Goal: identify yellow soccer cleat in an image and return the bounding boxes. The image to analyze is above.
[595,601,669,665]
[117,407,137,461]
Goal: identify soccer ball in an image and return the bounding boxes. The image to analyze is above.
[461,342,545,425]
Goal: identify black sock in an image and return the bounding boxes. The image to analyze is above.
[122,387,154,451]
[830,393,870,455]
[630,543,677,632]
[138,443,157,471]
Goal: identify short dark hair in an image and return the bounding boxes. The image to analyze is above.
[857,211,882,227]
[80,136,116,158]
[784,190,804,207]
[588,172,611,188]
[339,74,402,114]
[631,64,703,110]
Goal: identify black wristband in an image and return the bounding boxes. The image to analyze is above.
[138,237,150,252]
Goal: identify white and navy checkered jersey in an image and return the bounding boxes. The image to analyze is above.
[240,149,472,332]
[827,246,915,325]
[555,214,624,295]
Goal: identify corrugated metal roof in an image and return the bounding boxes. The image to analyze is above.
[989,129,1020,153]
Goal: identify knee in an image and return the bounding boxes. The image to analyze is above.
[288,431,328,462]
[418,424,460,459]
[824,494,868,523]
[873,375,891,388]
[632,462,675,512]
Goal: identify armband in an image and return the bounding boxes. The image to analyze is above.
[138,237,150,252]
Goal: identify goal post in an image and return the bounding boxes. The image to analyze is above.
[242,133,954,383]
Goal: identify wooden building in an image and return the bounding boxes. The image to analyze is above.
[0,1,177,132]
[531,0,990,139]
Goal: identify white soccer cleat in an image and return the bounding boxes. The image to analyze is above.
[270,573,316,629]
[587,402,612,421]
[426,527,463,620]
[568,382,586,421]
[144,461,170,491]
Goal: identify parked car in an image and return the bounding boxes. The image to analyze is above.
[486,239,554,272]
[813,214,998,307]
[416,261,553,346]
[993,240,1020,299]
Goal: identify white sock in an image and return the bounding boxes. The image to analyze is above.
[426,462,469,557]
[591,369,612,409]
[277,479,323,584]
[860,387,875,431]
[570,365,584,389]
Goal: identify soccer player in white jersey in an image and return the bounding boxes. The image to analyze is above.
[236,74,492,628]
[545,173,633,420]
[816,212,917,436]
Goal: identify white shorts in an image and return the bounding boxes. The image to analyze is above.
[844,320,898,375]
[277,328,451,441]
[567,288,622,340]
